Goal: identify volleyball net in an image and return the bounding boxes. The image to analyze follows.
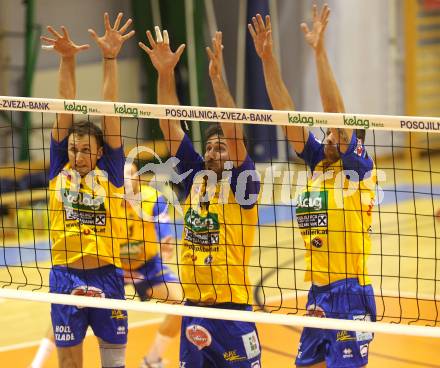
[1,96,440,338]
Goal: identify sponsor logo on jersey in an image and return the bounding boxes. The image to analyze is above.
[311,237,323,248]
[336,330,356,341]
[360,343,369,358]
[342,348,353,359]
[117,326,126,335]
[296,191,328,214]
[353,314,373,341]
[242,331,260,359]
[54,325,75,342]
[185,208,219,232]
[62,189,107,226]
[185,324,212,350]
[306,304,326,318]
[223,350,247,362]
[111,309,127,320]
[297,213,328,228]
[184,208,220,245]
[71,285,105,306]
[354,138,366,157]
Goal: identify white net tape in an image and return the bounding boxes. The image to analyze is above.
[1,95,440,132]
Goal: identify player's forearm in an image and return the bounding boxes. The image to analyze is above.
[314,47,345,114]
[261,54,295,111]
[53,56,76,142]
[158,71,184,155]
[58,56,76,99]
[314,47,352,150]
[103,58,118,102]
[102,58,122,148]
[210,76,235,109]
[261,55,308,152]
[158,71,179,105]
[210,76,240,142]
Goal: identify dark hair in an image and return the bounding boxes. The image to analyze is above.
[203,123,248,148]
[204,124,224,142]
[68,120,104,148]
[356,129,366,143]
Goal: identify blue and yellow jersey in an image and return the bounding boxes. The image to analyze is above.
[48,136,125,267]
[296,132,376,286]
[176,135,260,305]
[119,185,173,270]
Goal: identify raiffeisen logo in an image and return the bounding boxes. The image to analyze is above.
[288,113,327,127]
[114,103,138,118]
[64,101,88,114]
[343,115,370,129]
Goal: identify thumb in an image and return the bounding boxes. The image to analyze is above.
[88,29,99,43]
[300,23,309,35]
[175,44,186,59]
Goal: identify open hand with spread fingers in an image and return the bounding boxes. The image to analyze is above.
[41,26,90,58]
[206,31,224,81]
[248,14,273,60]
[139,26,186,74]
[88,12,135,59]
[301,3,330,51]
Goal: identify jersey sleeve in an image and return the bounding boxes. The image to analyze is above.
[97,142,125,188]
[152,195,173,241]
[49,135,69,180]
[340,132,373,181]
[297,132,325,172]
[230,155,261,209]
[175,134,205,199]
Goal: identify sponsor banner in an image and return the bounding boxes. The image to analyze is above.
[1,96,440,131]
[288,112,328,126]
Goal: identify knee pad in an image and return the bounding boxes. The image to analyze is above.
[99,341,126,368]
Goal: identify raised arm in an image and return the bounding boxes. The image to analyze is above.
[206,32,247,166]
[89,12,135,149]
[302,4,352,152]
[248,14,308,153]
[41,26,89,142]
[139,27,186,156]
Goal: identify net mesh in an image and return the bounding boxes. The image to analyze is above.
[1,98,440,335]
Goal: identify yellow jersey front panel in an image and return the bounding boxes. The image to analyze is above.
[176,135,260,305]
[296,132,376,286]
[48,137,125,267]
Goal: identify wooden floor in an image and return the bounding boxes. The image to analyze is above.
[2,152,440,366]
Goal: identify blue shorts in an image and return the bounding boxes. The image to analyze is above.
[49,265,128,347]
[180,303,262,368]
[296,278,376,368]
[124,254,179,301]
